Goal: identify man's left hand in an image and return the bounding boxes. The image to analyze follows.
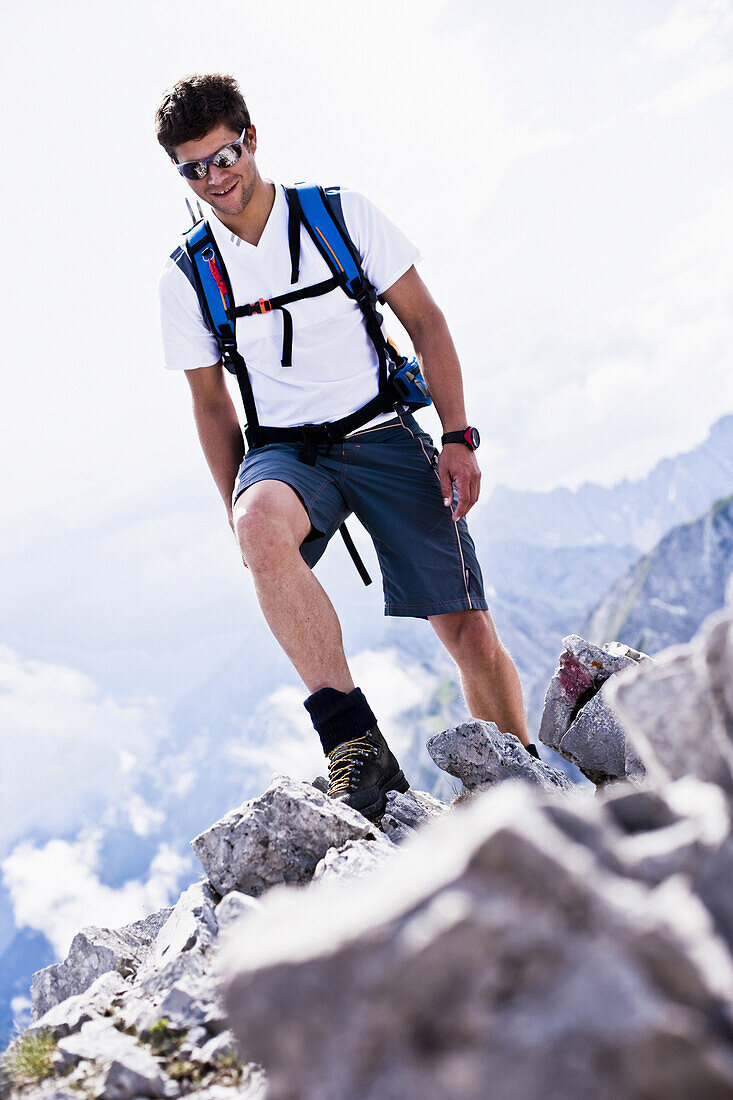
[438,443,481,521]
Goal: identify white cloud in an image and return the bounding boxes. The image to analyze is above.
[0,646,166,852]
[229,648,438,785]
[640,58,733,114]
[126,795,166,838]
[1,832,189,958]
[638,0,733,60]
[633,0,733,114]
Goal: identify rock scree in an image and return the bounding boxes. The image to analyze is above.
[6,608,733,1100]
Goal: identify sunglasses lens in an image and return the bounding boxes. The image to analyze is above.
[213,143,242,169]
[180,161,207,180]
[177,137,244,180]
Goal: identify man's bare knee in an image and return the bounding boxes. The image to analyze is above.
[430,609,502,665]
[234,480,311,565]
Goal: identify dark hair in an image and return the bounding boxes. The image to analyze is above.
[155,73,251,159]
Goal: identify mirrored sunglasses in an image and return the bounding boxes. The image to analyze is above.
[174,126,249,181]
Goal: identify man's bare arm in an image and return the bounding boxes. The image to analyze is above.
[382,266,480,521]
[185,361,245,527]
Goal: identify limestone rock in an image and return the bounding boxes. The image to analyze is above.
[556,682,646,786]
[313,838,395,884]
[136,883,218,984]
[379,789,447,843]
[701,609,733,741]
[117,970,220,1036]
[695,834,733,955]
[600,785,681,834]
[31,909,172,1019]
[191,776,379,897]
[607,643,733,793]
[539,634,645,751]
[189,1029,238,1065]
[538,635,650,783]
[27,971,131,1040]
[214,891,262,935]
[55,1018,176,1098]
[220,783,733,1100]
[427,719,572,793]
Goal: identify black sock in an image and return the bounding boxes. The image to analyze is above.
[303,687,377,755]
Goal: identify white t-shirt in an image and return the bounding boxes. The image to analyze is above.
[158,183,421,430]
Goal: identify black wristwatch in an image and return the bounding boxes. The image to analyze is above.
[441,427,480,451]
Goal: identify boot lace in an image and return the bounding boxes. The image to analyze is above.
[327,734,376,796]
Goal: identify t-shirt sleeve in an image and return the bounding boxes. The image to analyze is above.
[158,254,221,371]
[337,189,422,296]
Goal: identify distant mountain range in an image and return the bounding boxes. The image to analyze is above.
[585,494,733,654]
[478,414,733,551]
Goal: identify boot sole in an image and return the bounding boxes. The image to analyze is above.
[361,769,410,821]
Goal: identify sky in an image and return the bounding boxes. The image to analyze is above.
[1,0,732,963]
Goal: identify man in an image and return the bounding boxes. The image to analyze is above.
[156,73,535,820]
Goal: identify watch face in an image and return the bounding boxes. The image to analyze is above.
[465,427,480,450]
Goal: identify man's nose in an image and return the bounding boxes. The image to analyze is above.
[207,163,231,188]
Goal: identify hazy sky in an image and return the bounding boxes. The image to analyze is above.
[2,0,732,529]
[1,0,733,958]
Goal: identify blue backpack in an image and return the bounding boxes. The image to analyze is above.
[174,183,431,584]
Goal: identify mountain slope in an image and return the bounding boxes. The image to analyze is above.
[585,494,733,654]
[477,414,733,551]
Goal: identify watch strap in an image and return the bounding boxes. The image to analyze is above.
[441,427,480,451]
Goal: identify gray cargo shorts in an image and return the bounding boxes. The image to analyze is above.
[232,411,489,619]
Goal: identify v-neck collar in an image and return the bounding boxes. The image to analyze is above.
[211,182,281,252]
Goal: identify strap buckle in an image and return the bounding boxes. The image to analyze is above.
[252,297,272,314]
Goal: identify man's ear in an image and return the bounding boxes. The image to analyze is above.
[247,124,257,154]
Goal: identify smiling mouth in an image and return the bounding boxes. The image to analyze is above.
[211,181,237,197]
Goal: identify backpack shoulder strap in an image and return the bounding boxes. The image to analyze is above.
[285,184,370,300]
[183,220,234,345]
[285,183,397,393]
[182,220,261,436]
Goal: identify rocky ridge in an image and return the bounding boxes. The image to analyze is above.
[585,493,733,654]
[4,600,733,1098]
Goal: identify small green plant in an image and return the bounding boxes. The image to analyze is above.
[144,1018,182,1057]
[112,1019,138,1037]
[167,1058,199,1082]
[210,1051,244,1085]
[1,1028,58,1086]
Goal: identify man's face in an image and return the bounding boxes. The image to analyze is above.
[173,123,259,218]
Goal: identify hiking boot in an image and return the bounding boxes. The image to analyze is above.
[327,726,409,820]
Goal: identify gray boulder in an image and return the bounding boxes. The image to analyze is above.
[695,833,733,955]
[135,882,218,984]
[116,968,221,1036]
[219,782,733,1100]
[600,785,681,834]
[313,838,395,884]
[615,778,729,887]
[27,971,131,1040]
[379,789,447,844]
[31,909,172,1019]
[191,776,379,897]
[55,1018,175,1098]
[701,609,733,741]
[607,642,733,793]
[427,719,572,793]
[538,635,649,783]
[539,634,645,747]
[555,681,646,786]
[214,891,262,935]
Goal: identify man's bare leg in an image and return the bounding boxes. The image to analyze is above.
[233,480,354,694]
[234,479,408,817]
[429,609,531,746]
